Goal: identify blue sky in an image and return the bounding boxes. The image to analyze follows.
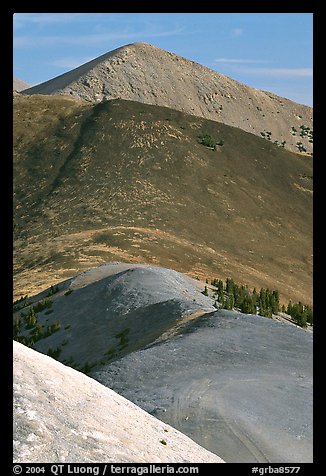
[13,13,313,106]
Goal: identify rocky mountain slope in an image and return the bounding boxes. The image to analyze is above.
[13,96,313,303]
[13,76,31,92]
[22,42,313,154]
[13,341,224,463]
[13,263,313,463]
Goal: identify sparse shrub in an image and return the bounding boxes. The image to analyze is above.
[64,289,74,296]
[24,308,38,329]
[32,324,44,342]
[296,141,307,153]
[46,285,60,297]
[80,361,97,375]
[300,173,313,180]
[44,321,61,338]
[63,357,80,370]
[47,346,62,359]
[160,439,167,446]
[116,328,130,348]
[197,133,216,150]
[260,131,272,141]
[33,299,53,313]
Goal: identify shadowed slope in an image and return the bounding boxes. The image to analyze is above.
[13,96,312,303]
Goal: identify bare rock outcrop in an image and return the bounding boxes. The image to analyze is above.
[13,341,224,463]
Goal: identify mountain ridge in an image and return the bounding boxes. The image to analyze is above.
[13,262,313,463]
[22,42,313,154]
[13,96,312,303]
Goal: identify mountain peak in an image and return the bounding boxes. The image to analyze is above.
[22,43,312,153]
[128,41,156,48]
[13,76,31,92]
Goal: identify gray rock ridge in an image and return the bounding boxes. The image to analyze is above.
[22,42,313,153]
[13,341,224,463]
[14,263,216,370]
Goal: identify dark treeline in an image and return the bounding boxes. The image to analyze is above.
[206,277,312,328]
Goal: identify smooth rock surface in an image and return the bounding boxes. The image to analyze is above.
[93,310,313,463]
[13,341,224,463]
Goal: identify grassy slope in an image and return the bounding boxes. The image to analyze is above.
[13,95,312,303]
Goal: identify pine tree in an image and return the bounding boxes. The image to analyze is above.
[233,284,242,307]
[226,277,235,295]
[13,316,21,337]
[33,324,43,342]
[305,305,313,325]
[225,293,234,310]
[202,286,209,296]
[25,308,37,329]
[260,288,267,310]
[241,295,255,314]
